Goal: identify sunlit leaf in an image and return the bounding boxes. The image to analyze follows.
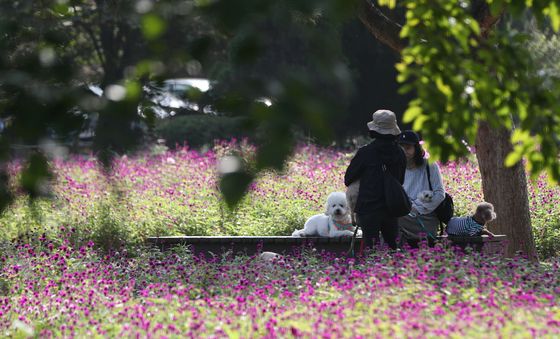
[378,0,397,9]
[545,2,560,31]
[142,14,166,40]
[435,77,452,97]
[403,106,422,123]
[505,150,523,167]
[125,81,142,101]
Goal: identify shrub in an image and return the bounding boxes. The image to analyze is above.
[154,115,251,149]
[535,220,560,259]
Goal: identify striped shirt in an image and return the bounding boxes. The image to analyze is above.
[446,216,484,236]
[403,162,445,215]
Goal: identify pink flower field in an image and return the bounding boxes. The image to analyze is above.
[1,238,560,337]
[3,141,558,256]
[1,141,559,337]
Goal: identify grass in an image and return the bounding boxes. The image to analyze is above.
[2,140,558,257]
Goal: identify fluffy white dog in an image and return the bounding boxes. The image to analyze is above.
[346,180,360,226]
[417,190,433,204]
[292,192,359,238]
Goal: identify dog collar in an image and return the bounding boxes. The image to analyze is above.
[331,219,354,231]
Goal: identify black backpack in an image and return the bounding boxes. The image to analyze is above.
[382,164,412,217]
[426,164,454,224]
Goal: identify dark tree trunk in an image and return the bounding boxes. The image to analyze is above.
[99,22,123,86]
[475,121,537,259]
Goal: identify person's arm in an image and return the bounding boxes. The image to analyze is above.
[480,228,495,237]
[344,148,365,187]
[410,200,422,215]
[416,163,445,214]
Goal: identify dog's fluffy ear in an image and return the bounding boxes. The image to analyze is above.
[488,210,497,221]
[324,192,336,215]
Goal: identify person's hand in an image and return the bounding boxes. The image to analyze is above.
[408,207,419,217]
[482,229,495,238]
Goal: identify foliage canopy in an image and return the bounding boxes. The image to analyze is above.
[379,0,560,183]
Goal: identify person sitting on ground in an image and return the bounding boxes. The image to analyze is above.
[397,130,446,247]
[446,202,496,237]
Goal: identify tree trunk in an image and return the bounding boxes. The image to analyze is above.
[475,121,537,260]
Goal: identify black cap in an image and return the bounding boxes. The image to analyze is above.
[397,130,420,145]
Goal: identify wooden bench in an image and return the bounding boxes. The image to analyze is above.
[442,235,507,255]
[146,235,507,256]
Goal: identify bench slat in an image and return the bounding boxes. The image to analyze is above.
[146,235,507,256]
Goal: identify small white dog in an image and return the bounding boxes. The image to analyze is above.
[346,180,360,226]
[292,192,359,238]
[417,190,433,204]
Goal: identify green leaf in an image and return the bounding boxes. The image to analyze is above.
[219,171,254,208]
[400,25,411,38]
[378,0,397,9]
[20,153,52,199]
[468,19,481,36]
[403,106,422,123]
[53,3,69,15]
[545,2,560,31]
[505,150,523,167]
[125,81,142,100]
[142,14,166,40]
[435,77,452,97]
[256,134,294,171]
[511,129,530,143]
[412,114,429,130]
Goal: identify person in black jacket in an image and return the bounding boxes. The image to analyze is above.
[344,109,407,251]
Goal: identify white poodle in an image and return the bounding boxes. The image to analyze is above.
[417,190,433,204]
[292,192,359,238]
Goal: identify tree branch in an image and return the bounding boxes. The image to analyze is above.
[359,0,503,52]
[358,0,405,53]
[74,22,106,70]
[471,0,503,38]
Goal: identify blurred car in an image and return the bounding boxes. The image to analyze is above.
[144,78,218,118]
[89,77,274,117]
[77,78,273,144]
[87,78,218,119]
